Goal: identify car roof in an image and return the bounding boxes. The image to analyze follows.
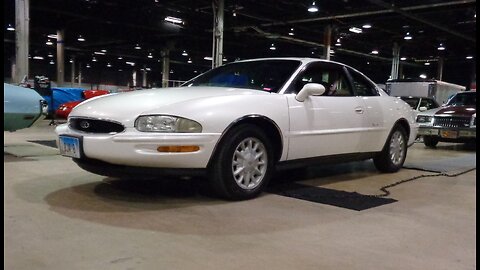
[234,57,348,67]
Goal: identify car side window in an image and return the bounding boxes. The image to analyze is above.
[420,98,438,110]
[287,63,353,96]
[348,69,379,96]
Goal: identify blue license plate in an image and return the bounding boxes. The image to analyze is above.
[59,135,81,158]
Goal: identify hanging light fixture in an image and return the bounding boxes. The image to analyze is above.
[77,35,85,42]
[362,23,372,29]
[148,52,153,58]
[45,39,53,46]
[107,63,112,67]
[308,1,319,12]
[335,38,341,46]
[49,60,55,65]
[437,43,446,50]
[404,32,413,40]
[134,44,141,50]
[92,57,97,62]
[288,28,294,36]
[117,56,123,60]
[400,57,407,61]
[6,24,15,31]
[269,43,276,50]
[187,58,192,63]
[371,50,379,55]
[182,50,188,56]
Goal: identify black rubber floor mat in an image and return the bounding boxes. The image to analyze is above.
[27,140,58,149]
[267,183,397,211]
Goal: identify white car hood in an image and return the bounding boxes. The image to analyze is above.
[70,86,271,124]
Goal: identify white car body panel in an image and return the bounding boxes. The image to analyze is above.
[56,57,418,171]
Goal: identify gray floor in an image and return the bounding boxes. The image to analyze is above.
[4,120,476,270]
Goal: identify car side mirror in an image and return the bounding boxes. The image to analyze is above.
[418,106,428,112]
[295,83,326,102]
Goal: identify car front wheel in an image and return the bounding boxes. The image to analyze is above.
[209,124,274,200]
[373,125,407,173]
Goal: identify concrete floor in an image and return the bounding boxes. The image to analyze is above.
[4,120,476,270]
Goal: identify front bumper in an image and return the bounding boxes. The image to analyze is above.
[418,126,476,139]
[55,124,221,169]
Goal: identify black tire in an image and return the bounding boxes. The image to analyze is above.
[373,125,407,173]
[423,136,439,148]
[208,124,274,200]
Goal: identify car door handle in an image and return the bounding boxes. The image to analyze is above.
[355,107,364,114]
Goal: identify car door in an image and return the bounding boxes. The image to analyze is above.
[284,62,372,160]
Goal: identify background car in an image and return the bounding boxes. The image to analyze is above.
[55,89,110,119]
[4,83,48,131]
[398,96,440,112]
[55,58,418,200]
[416,91,476,147]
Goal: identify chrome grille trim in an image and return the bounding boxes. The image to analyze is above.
[433,116,471,128]
[69,117,125,134]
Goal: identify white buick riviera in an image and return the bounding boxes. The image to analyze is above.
[56,58,418,200]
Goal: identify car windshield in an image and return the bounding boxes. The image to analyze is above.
[182,60,301,93]
[399,97,420,109]
[446,92,476,106]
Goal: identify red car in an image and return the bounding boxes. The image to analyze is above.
[55,90,109,119]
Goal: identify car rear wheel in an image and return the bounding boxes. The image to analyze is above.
[209,124,274,200]
[423,136,439,148]
[373,125,407,173]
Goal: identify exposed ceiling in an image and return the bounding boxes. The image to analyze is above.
[3,0,477,86]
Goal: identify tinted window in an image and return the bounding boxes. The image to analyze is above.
[446,92,476,106]
[400,97,420,109]
[287,63,352,96]
[348,69,379,96]
[183,60,301,93]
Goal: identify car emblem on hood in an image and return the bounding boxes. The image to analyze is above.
[80,120,90,129]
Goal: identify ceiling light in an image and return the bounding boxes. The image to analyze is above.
[233,10,237,17]
[146,68,151,71]
[335,38,341,46]
[6,24,15,31]
[92,57,97,62]
[33,56,44,60]
[349,27,362,34]
[86,64,91,68]
[404,32,412,40]
[270,43,276,50]
[94,51,106,55]
[437,43,446,50]
[400,57,407,60]
[288,28,294,36]
[329,49,335,54]
[77,35,85,42]
[48,53,54,58]
[424,62,430,66]
[466,56,473,59]
[223,58,228,62]
[148,53,153,58]
[117,56,123,60]
[46,39,53,46]
[194,70,198,73]
[362,24,372,29]
[164,16,183,24]
[170,70,174,74]
[187,58,192,63]
[69,59,74,63]
[371,50,379,55]
[118,69,123,71]
[182,50,188,56]
[126,61,135,66]
[419,74,427,79]
[101,49,107,52]
[134,44,141,50]
[47,34,57,39]
[204,56,213,61]
[308,1,318,12]
[107,63,112,67]
[49,60,54,65]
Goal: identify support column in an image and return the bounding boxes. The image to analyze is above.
[212,0,224,68]
[437,56,444,81]
[390,42,400,80]
[78,62,82,85]
[323,24,332,60]
[14,0,29,83]
[132,70,137,87]
[56,29,65,85]
[142,65,147,87]
[161,49,170,88]
[11,57,16,81]
[70,56,75,86]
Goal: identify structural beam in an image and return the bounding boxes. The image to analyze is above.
[14,0,29,83]
[390,42,400,80]
[161,49,170,88]
[56,29,65,85]
[212,0,224,68]
[323,25,332,60]
[437,57,444,81]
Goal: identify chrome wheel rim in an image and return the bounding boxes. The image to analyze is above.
[389,131,405,166]
[232,137,268,190]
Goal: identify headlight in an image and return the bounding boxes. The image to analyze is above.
[416,115,433,123]
[135,115,202,133]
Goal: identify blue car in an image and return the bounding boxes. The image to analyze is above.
[4,83,48,131]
